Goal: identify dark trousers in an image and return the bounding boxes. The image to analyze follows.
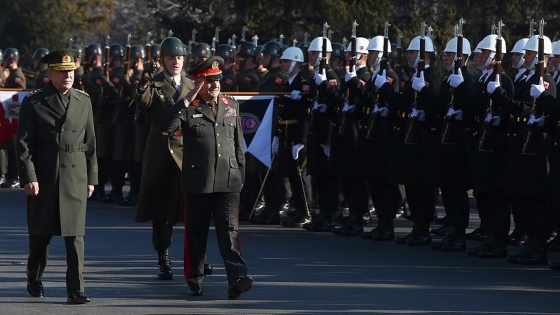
[96,157,110,194]
[183,192,247,285]
[343,179,368,224]
[511,196,551,240]
[368,181,400,228]
[152,219,174,252]
[314,173,338,219]
[28,235,84,294]
[474,191,510,244]
[440,186,470,234]
[404,185,435,231]
[4,136,18,180]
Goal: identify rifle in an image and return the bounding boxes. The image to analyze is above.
[302,32,310,66]
[279,34,285,46]
[68,37,74,48]
[125,33,132,80]
[338,20,358,136]
[104,35,110,80]
[404,22,426,144]
[366,21,391,140]
[395,34,403,76]
[232,34,238,74]
[308,23,330,134]
[479,21,504,152]
[145,32,152,67]
[442,18,465,145]
[293,39,298,47]
[212,26,220,55]
[241,26,248,43]
[522,18,546,155]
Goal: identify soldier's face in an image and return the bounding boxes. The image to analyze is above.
[308,51,319,66]
[199,79,220,100]
[553,55,560,69]
[261,53,271,66]
[442,52,455,69]
[164,55,184,76]
[474,50,491,68]
[406,50,418,67]
[510,52,523,67]
[523,51,536,68]
[48,69,74,94]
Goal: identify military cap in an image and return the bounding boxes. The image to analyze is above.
[41,49,78,71]
[188,55,224,81]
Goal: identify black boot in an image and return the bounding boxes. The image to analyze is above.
[157,250,173,280]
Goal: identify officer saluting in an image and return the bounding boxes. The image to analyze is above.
[160,56,252,299]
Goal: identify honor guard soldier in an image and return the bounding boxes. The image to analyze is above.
[466,28,515,258]
[1,48,26,189]
[0,48,5,86]
[375,26,441,246]
[217,43,237,92]
[331,36,371,237]
[304,32,345,232]
[430,31,476,252]
[330,42,347,80]
[134,37,193,280]
[30,48,50,89]
[160,55,252,299]
[71,45,85,91]
[492,31,556,265]
[361,34,402,241]
[17,48,97,304]
[191,42,212,68]
[235,41,260,92]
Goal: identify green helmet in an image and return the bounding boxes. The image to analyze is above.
[160,37,186,57]
[131,45,146,59]
[31,48,50,62]
[3,48,20,61]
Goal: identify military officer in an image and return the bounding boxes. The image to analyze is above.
[160,55,252,299]
[134,37,193,280]
[17,49,97,304]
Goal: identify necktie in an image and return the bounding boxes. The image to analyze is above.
[479,73,488,83]
[209,101,217,118]
[171,78,181,93]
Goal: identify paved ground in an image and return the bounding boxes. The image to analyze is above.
[1,188,559,315]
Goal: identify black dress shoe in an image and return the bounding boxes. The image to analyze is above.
[395,232,414,245]
[119,195,138,206]
[259,212,281,225]
[479,244,508,258]
[406,233,431,246]
[67,292,90,304]
[508,232,528,246]
[309,219,334,232]
[188,283,203,296]
[430,225,449,236]
[331,225,343,235]
[27,280,44,297]
[204,263,213,276]
[508,249,548,265]
[466,227,487,241]
[341,223,364,236]
[157,250,173,280]
[364,226,395,241]
[441,237,467,252]
[228,276,253,300]
[282,216,311,228]
[0,178,20,189]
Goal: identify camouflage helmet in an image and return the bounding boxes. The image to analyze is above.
[217,44,233,60]
[71,45,83,58]
[193,42,211,58]
[331,42,345,59]
[31,48,50,62]
[110,44,125,57]
[131,45,146,59]
[160,37,186,57]
[85,43,102,59]
[3,48,20,61]
[150,44,161,59]
[236,41,257,57]
[261,41,283,58]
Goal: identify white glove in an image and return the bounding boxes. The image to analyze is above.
[271,136,279,154]
[376,106,389,117]
[446,107,456,118]
[530,77,545,98]
[411,108,426,122]
[412,71,426,92]
[528,114,545,127]
[374,70,387,88]
[487,74,500,94]
[341,103,355,113]
[314,69,327,85]
[448,68,464,88]
[286,90,302,100]
[484,113,493,124]
[292,143,305,160]
[492,115,501,127]
[312,101,327,113]
[345,65,357,82]
[452,109,463,121]
[320,144,331,157]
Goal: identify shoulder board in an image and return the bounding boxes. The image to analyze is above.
[223,94,238,102]
[24,88,43,99]
[75,89,90,98]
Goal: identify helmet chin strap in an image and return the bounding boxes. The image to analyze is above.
[288,60,296,74]
[477,52,495,71]
[513,57,525,69]
[409,52,420,69]
[526,56,537,71]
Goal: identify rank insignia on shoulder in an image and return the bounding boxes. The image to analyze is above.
[26,88,44,98]
[76,89,90,97]
[220,95,230,106]
[192,114,203,118]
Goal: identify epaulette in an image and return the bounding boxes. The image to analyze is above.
[75,89,90,98]
[224,94,237,102]
[24,88,43,99]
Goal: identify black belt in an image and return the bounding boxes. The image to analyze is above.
[151,128,181,137]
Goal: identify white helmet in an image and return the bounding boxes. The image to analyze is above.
[523,35,553,54]
[511,38,529,54]
[476,34,507,53]
[367,35,392,54]
[551,40,558,58]
[309,37,333,52]
[552,41,560,56]
[346,37,369,54]
[281,47,304,62]
[443,37,472,55]
[407,36,435,52]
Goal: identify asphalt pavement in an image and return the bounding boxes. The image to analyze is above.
[1,187,559,315]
